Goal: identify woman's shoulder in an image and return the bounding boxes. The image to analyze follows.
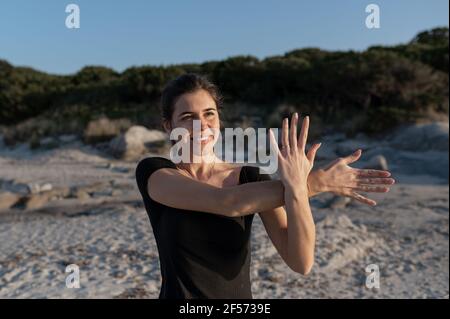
[136,156,175,171]
[135,156,176,186]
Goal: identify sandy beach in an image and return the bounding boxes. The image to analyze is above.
[0,122,448,299]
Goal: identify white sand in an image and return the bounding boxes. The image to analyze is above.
[0,131,448,299]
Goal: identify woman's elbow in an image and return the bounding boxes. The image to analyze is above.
[298,263,314,276]
[290,260,314,276]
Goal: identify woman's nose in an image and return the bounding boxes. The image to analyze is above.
[200,120,210,130]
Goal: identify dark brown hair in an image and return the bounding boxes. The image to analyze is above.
[160,73,224,130]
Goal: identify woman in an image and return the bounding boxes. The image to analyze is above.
[135,73,395,299]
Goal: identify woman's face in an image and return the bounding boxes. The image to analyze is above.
[165,89,221,156]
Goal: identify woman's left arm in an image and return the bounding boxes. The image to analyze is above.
[262,113,318,275]
[261,153,395,275]
[307,150,395,205]
[259,190,315,276]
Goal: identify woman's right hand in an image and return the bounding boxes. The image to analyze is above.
[269,113,322,193]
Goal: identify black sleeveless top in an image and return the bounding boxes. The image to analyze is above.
[135,156,271,299]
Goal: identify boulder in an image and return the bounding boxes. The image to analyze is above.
[83,117,131,144]
[23,184,71,210]
[314,143,338,160]
[108,126,168,160]
[0,192,21,210]
[363,155,389,171]
[40,137,59,149]
[58,134,78,143]
[24,192,51,210]
[335,140,372,157]
[326,196,352,210]
[0,179,30,195]
[28,183,53,194]
[75,190,91,201]
[22,187,71,210]
[390,122,449,152]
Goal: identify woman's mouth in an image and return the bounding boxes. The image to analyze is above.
[190,135,213,144]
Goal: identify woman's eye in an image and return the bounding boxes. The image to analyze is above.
[181,112,214,121]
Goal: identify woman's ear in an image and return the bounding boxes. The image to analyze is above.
[162,119,172,133]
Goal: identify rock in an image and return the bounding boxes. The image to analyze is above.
[111,166,131,174]
[326,196,352,210]
[24,192,51,210]
[76,182,107,193]
[390,122,449,152]
[363,155,389,171]
[83,116,131,144]
[0,192,22,210]
[95,163,112,169]
[111,189,123,197]
[0,180,58,195]
[40,137,55,145]
[108,126,168,160]
[49,186,71,200]
[70,182,108,200]
[323,132,346,143]
[40,183,53,193]
[20,186,71,210]
[362,146,396,161]
[258,268,284,283]
[75,190,91,201]
[28,183,53,194]
[0,179,30,195]
[364,145,448,179]
[314,143,338,160]
[91,189,113,198]
[39,137,59,149]
[58,134,78,143]
[335,140,371,157]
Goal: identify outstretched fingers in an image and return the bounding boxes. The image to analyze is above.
[350,191,377,206]
[356,177,396,185]
[354,185,390,193]
[281,118,290,155]
[356,168,392,178]
[269,128,282,159]
[290,113,298,152]
[343,149,362,165]
[297,115,310,152]
[307,143,322,164]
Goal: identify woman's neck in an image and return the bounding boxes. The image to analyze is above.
[176,154,224,180]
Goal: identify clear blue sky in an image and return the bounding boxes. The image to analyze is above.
[0,0,448,75]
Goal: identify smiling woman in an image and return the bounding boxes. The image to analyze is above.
[160,74,224,143]
[135,73,395,299]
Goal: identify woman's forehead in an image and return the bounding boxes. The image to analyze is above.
[174,90,217,114]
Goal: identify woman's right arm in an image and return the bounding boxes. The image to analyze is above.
[148,168,285,217]
[147,151,394,217]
